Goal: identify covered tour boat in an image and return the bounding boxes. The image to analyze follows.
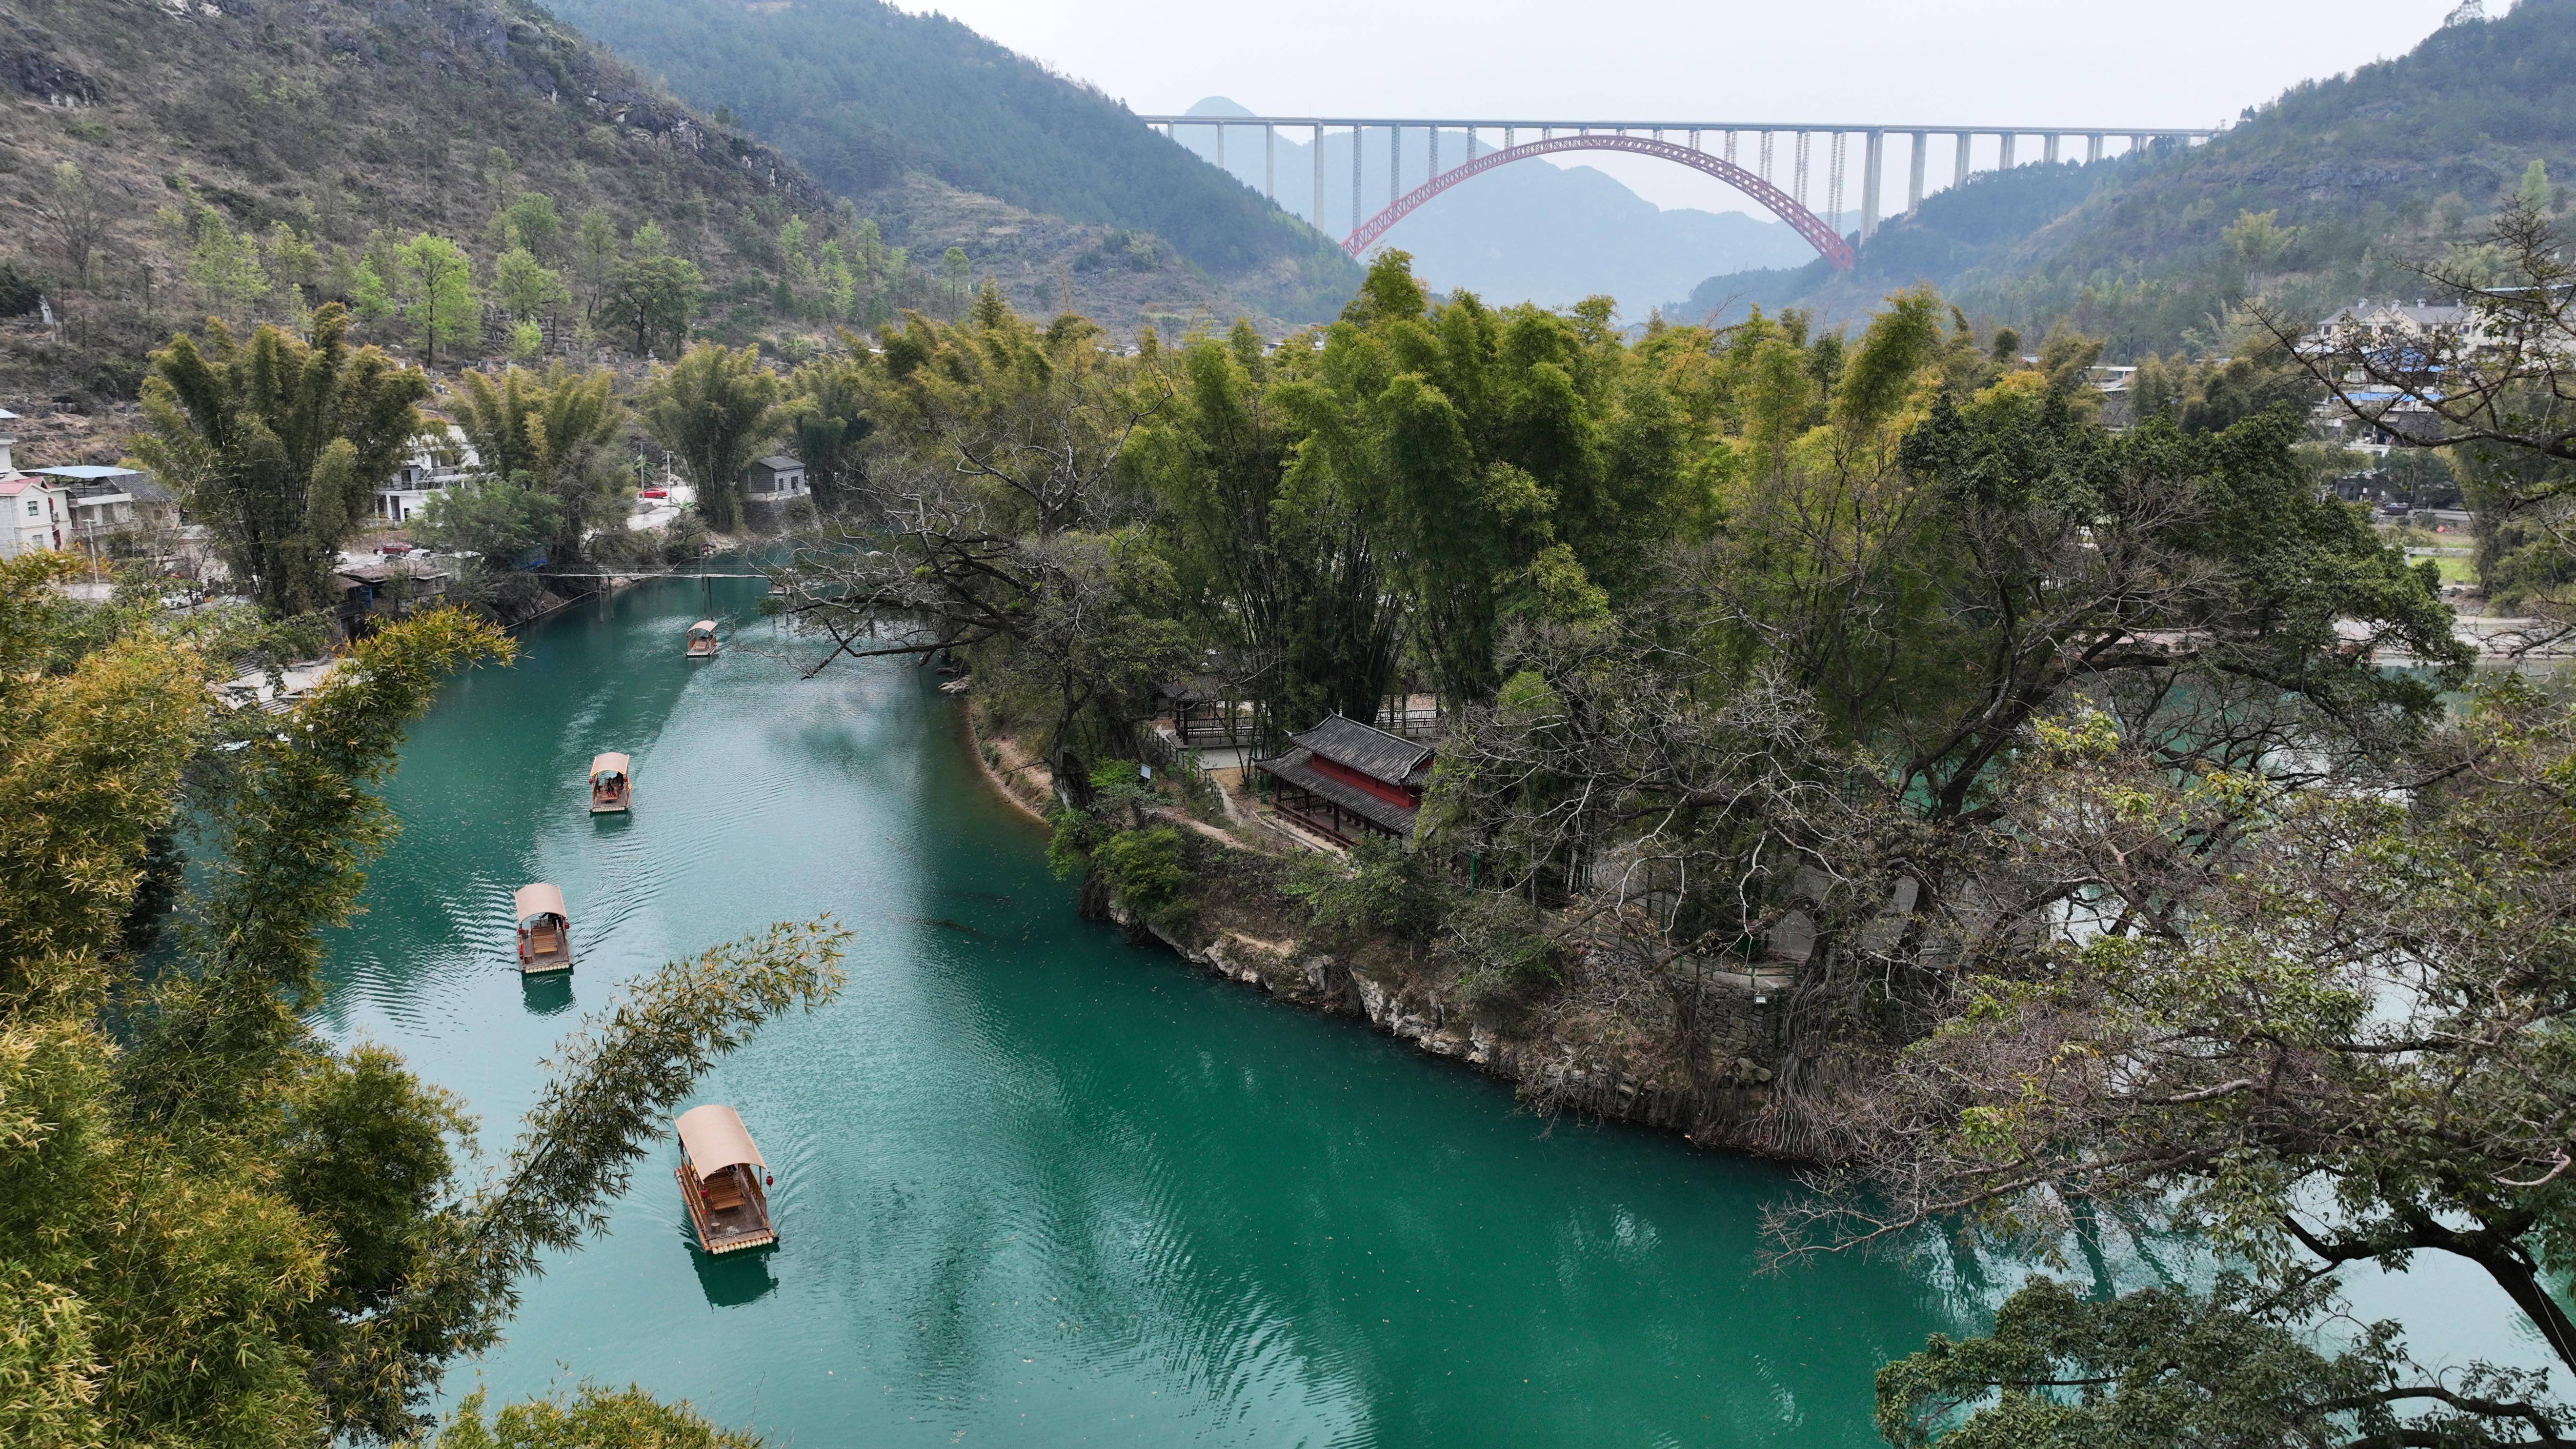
[674,1104,777,1253]
[588,752,633,814]
[685,620,720,659]
[513,883,573,973]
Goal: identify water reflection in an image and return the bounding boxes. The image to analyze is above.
[519,971,574,1016]
[691,1239,780,1308]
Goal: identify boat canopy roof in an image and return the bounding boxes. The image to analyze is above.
[689,619,718,635]
[675,1104,765,1173]
[513,882,568,924]
[589,752,630,778]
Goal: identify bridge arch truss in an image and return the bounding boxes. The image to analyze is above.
[1140,116,2216,277]
[1348,133,1855,271]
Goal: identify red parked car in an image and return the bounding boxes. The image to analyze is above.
[639,487,669,500]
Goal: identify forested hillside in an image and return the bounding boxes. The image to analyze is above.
[0,0,868,400]
[0,0,1276,414]
[1667,155,2114,325]
[1669,2,2576,356]
[1945,0,2576,354]
[541,0,1362,322]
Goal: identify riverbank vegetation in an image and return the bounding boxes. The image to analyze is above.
[761,213,2576,1445]
[0,556,845,1444]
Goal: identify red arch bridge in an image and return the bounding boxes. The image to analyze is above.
[1136,117,2218,273]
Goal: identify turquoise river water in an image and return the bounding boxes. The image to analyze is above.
[314,578,2029,1446]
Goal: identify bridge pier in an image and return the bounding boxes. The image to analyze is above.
[1861,128,1884,241]
[1265,123,1275,200]
[1956,130,1974,185]
[1350,125,1362,239]
[1999,132,2017,169]
[1314,123,1326,226]
[2085,132,2103,164]
[1907,130,1928,214]
[1214,121,1225,171]
[1388,124,1400,216]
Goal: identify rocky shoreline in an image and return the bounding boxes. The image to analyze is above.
[958,702,1815,1162]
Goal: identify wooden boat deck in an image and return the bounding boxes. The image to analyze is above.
[521,923,572,974]
[678,1167,776,1253]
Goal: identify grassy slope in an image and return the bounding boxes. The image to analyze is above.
[541,0,1362,322]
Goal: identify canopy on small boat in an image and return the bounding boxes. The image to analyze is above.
[689,620,718,636]
[589,752,630,781]
[513,883,568,925]
[675,1104,765,1174]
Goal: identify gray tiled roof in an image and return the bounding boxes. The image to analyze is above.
[1288,714,1432,788]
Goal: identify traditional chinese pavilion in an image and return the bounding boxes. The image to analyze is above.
[1256,715,1432,845]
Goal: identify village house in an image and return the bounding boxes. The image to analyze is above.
[0,474,69,558]
[374,428,479,524]
[741,454,809,504]
[339,557,453,620]
[37,465,180,546]
[1255,714,1433,845]
[0,414,73,559]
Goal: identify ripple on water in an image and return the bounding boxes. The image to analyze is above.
[318,578,1986,1449]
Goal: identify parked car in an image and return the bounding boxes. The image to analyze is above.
[639,487,669,500]
[377,541,416,555]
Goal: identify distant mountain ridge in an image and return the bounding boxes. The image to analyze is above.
[540,0,1361,322]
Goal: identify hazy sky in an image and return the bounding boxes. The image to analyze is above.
[906,0,2465,214]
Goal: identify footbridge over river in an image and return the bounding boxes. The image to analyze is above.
[1134,115,2220,272]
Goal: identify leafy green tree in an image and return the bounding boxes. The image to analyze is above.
[264,223,325,314]
[2519,156,2556,212]
[387,234,481,365]
[491,247,571,326]
[1129,322,1404,743]
[132,304,430,618]
[412,477,559,567]
[785,350,877,511]
[638,343,785,533]
[450,364,624,565]
[181,201,269,319]
[0,572,846,1443]
[767,303,1187,769]
[1826,689,2576,1448]
[610,255,703,356]
[573,206,621,321]
[431,1386,759,1449]
[1284,253,1685,704]
[495,191,562,256]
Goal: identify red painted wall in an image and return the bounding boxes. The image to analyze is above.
[1310,755,1419,810]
